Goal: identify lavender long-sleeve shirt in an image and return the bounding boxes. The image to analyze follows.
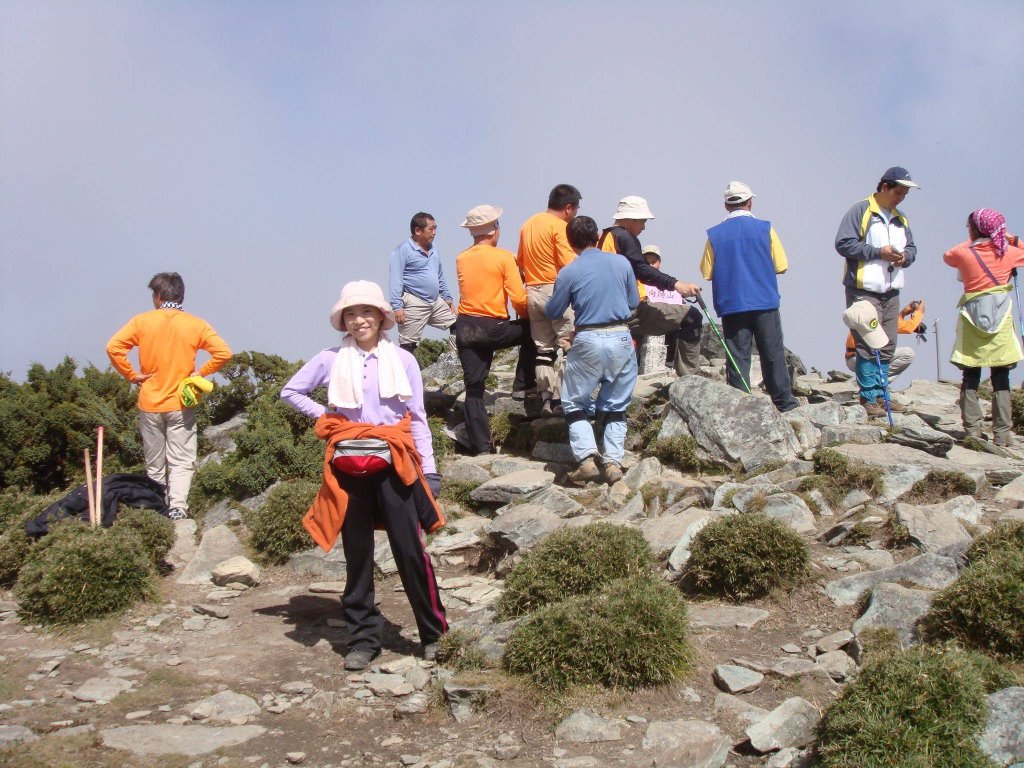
[280,345,437,475]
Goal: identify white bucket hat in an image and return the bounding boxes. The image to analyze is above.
[461,204,502,237]
[611,196,654,221]
[843,300,888,349]
[724,181,756,204]
[330,280,396,332]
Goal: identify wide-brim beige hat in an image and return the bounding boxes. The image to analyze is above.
[611,195,654,221]
[461,204,502,236]
[843,300,888,349]
[330,280,396,332]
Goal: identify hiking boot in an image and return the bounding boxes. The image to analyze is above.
[167,508,189,521]
[992,390,1014,446]
[602,462,624,485]
[886,399,907,413]
[859,398,886,418]
[567,457,601,486]
[344,648,380,671]
[422,642,439,662]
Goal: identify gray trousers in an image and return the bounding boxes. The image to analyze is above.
[397,292,456,350]
[846,287,899,363]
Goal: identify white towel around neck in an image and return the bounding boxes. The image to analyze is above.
[327,335,413,410]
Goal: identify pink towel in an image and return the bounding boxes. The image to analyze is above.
[327,336,412,409]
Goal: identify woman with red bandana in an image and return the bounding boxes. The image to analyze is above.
[944,209,1024,445]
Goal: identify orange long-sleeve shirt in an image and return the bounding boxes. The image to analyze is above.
[516,211,576,286]
[107,308,232,412]
[456,243,528,319]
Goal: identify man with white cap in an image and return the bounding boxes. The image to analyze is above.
[388,212,457,356]
[835,167,919,416]
[600,196,704,376]
[699,181,799,411]
[517,184,583,416]
[453,205,536,455]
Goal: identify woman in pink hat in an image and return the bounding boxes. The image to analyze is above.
[281,280,447,670]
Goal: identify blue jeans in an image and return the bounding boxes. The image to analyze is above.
[560,329,638,465]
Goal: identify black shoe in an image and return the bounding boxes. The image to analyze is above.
[344,648,380,671]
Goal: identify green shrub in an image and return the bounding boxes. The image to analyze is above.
[112,508,175,565]
[686,513,809,602]
[428,416,453,462]
[903,470,976,504]
[966,520,1024,564]
[488,412,514,445]
[16,520,157,624]
[649,435,721,474]
[0,513,35,587]
[245,479,318,565]
[816,644,1017,768]
[503,576,690,691]
[439,480,480,509]
[922,548,1024,659]
[1012,387,1024,434]
[806,448,882,506]
[0,487,62,531]
[496,523,653,619]
[436,628,489,671]
[413,339,447,371]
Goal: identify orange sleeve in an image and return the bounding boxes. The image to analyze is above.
[106,317,140,381]
[898,306,924,334]
[197,326,232,377]
[504,255,528,318]
[553,224,576,271]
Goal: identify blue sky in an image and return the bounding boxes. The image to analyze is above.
[3,1,1023,385]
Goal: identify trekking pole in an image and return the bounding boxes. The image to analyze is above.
[94,426,104,528]
[84,449,96,527]
[873,350,894,429]
[688,295,750,393]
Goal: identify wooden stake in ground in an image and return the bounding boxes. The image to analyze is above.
[94,426,105,528]
[84,448,96,528]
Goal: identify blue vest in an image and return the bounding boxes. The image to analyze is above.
[706,216,780,317]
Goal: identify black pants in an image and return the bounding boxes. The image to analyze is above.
[455,314,537,454]
[337,469,447,654]
[961,365,1012,392]
[721,309,798,412]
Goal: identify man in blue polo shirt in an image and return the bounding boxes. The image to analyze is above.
[388,212,457,354]
[546,216,640,486]
[699,181,798,412]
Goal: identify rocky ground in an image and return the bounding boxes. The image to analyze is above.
[2,350,1023,767]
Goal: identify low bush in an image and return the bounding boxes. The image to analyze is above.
[436,628,489,671]
[503,575,690,691]
[1012,387,1024,434]
[649,435,722,474]
[428,416,453,461]
[685,513,809,602]
[245,479,318,565]
[496,523,653,619]
[112,508,175,565]
[0,514,34,587]
[16,520,157,624]
[966,520,1024,564]
[922,548,1024,659]
[0,487,62,531]
[413,339,447,371]
[805,448,882,507]
[903,470,975,504]
[438,480,480,510]
[816,644,1017,768]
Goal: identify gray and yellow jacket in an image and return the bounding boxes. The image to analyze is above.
[835,194,916,293]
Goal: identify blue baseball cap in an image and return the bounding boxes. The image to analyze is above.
[880,166,920,189]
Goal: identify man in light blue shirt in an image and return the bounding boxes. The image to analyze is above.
[388,212,456,354]
[546,216,639,486]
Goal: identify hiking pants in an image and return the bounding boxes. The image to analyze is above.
[337,468,447,655]
[847,287,899,403]
[455,315,537,454]
[527,283,574,400]
[721,309,799,412]
[138,408,197,511]
[397,292,456,351]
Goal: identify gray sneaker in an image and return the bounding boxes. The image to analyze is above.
[344,648,380,671]
[167,508,188,521]
[567,457,601,486]
[422,642,439,662]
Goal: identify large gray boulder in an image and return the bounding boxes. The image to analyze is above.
[851,582,934,647]
[759,493,816,533]
[485,505,565,554]
[177,524,244,585]
[887,413,954,457]
[639,719,731,768]
[470,470,554,504]
[745,697,820,753]
[666,376,802,472]
[979,687,1024,766]
[830,443,987,501]
[825,553,959,606]
[895,502,973,561]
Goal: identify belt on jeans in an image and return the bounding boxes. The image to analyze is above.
[575,321,630,332]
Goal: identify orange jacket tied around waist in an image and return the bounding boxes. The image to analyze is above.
[304,412,446,552]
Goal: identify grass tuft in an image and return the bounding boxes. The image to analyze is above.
[496,523,653,620]
[816,643,1018,768]
[903,470,976,504]
[804,448,882,507]
[245,479,317,565]
[112,508,175,565]
[966,520,1024,564]
[503,575,691,691]
[436,628,489,671]
[685,513,809,602]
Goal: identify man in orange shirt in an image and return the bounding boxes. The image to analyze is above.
[107,273,232,520]
[517,184,582,416]
[454,205,536,455]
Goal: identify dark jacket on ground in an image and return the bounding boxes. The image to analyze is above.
[27,474,169,536]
